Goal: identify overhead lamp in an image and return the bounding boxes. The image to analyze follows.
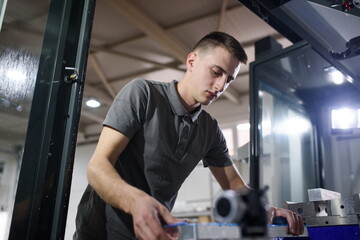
[324,66,345,85]
[329,70,345,85]
[331,108,358,129]
[86,98,101,108]
[6,69,26,81]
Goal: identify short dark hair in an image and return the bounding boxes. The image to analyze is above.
[192,31,247,64]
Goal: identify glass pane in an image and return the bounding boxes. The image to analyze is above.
[0,0,49,239]
[237,122,250,148]
[253,44,325,207]
[258,87,316,207]
[221,128,234,156]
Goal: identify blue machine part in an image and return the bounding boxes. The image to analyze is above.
[277,225,360,240]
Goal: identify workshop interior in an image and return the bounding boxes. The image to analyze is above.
[1,0,360,239]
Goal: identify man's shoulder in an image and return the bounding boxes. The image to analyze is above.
[128,78,171,90]
[198,109,218,125]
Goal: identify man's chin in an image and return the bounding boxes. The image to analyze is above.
[202,100,213,106]
[199,96,216,106]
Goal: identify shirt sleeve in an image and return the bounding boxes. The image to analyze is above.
[202,123,233,167]
[103,78,148,139]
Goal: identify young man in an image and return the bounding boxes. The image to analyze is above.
[74,31,304,240]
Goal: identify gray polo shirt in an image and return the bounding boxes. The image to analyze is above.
[104,78,232,210]
[74,79,234,239]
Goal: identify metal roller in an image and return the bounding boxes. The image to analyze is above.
[213,189,268,237]
[213,190,247,223]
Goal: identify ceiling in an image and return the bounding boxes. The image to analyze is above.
[0,0,293,148]
[77,0,292,144]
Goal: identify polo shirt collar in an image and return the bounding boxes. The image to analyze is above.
[168,80,202,123]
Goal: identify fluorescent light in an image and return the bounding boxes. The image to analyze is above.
[86,99,101,108]
[6,70,26,81]
[331,108,358,129]
[329,70,344,85]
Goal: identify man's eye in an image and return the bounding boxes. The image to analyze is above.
[211,69,221,77]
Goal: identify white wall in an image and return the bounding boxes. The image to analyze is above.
[65,143,96,240]
[0,151,19,240]
[65,97,250,239]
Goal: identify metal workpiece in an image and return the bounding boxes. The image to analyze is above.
[166,223,308,240]
[175,223,241,240]
[353,193,360,213]
[328,197,354,216]
[285,193,360,226]
[303,214,358,226]
[284,202,317,218]
[267,225,308,238]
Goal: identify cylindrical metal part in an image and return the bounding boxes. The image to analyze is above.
[213,190,247,223]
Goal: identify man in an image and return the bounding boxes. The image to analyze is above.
[74,31,304,240]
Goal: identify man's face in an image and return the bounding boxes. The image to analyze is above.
[187,46,241,105]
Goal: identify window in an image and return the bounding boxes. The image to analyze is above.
[220,122,250,159]
[237,123,250,148]
[221,128,234,156]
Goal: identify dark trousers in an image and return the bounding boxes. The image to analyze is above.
[73,185,135,240]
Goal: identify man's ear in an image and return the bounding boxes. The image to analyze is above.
[186,52,197,71]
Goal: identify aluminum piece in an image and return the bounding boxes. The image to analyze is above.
[285,195,360,227]
[328,197,354,216]
[177,224,241,240]
[303,214,358,226]
[285,201,316,217]
[314,201,328,217]
[307,188,341,201]
[287,198,356,218]
[353,193,360,213]
[267,225,308,238]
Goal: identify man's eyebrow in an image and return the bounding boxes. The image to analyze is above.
[213,65,235,81]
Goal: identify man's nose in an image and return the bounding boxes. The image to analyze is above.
[214,76,227,93]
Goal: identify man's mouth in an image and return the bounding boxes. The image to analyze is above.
[206,90,217,99]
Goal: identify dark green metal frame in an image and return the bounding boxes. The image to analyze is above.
[9,0,96,239]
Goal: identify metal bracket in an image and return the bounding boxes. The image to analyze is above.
[64,67,79,83]
[329,35,360,60]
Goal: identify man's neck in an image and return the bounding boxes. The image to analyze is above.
[176,79,200,113]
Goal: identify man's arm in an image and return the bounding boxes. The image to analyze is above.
[87,126,178,240]
[209,164,304,236]
[209,164,249,190]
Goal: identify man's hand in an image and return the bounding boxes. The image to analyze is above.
[268,207,304,236]
[130,195,180,240]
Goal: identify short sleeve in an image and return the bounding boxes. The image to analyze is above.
[202,125,233,167]
[103,79,148,139]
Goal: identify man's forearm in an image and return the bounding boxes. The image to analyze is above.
[87,157,145,214]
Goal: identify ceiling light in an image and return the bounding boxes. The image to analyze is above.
[6,69,26,82]
[86,98,101,108]
[329,70,345,85]
[331,108,358,129]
